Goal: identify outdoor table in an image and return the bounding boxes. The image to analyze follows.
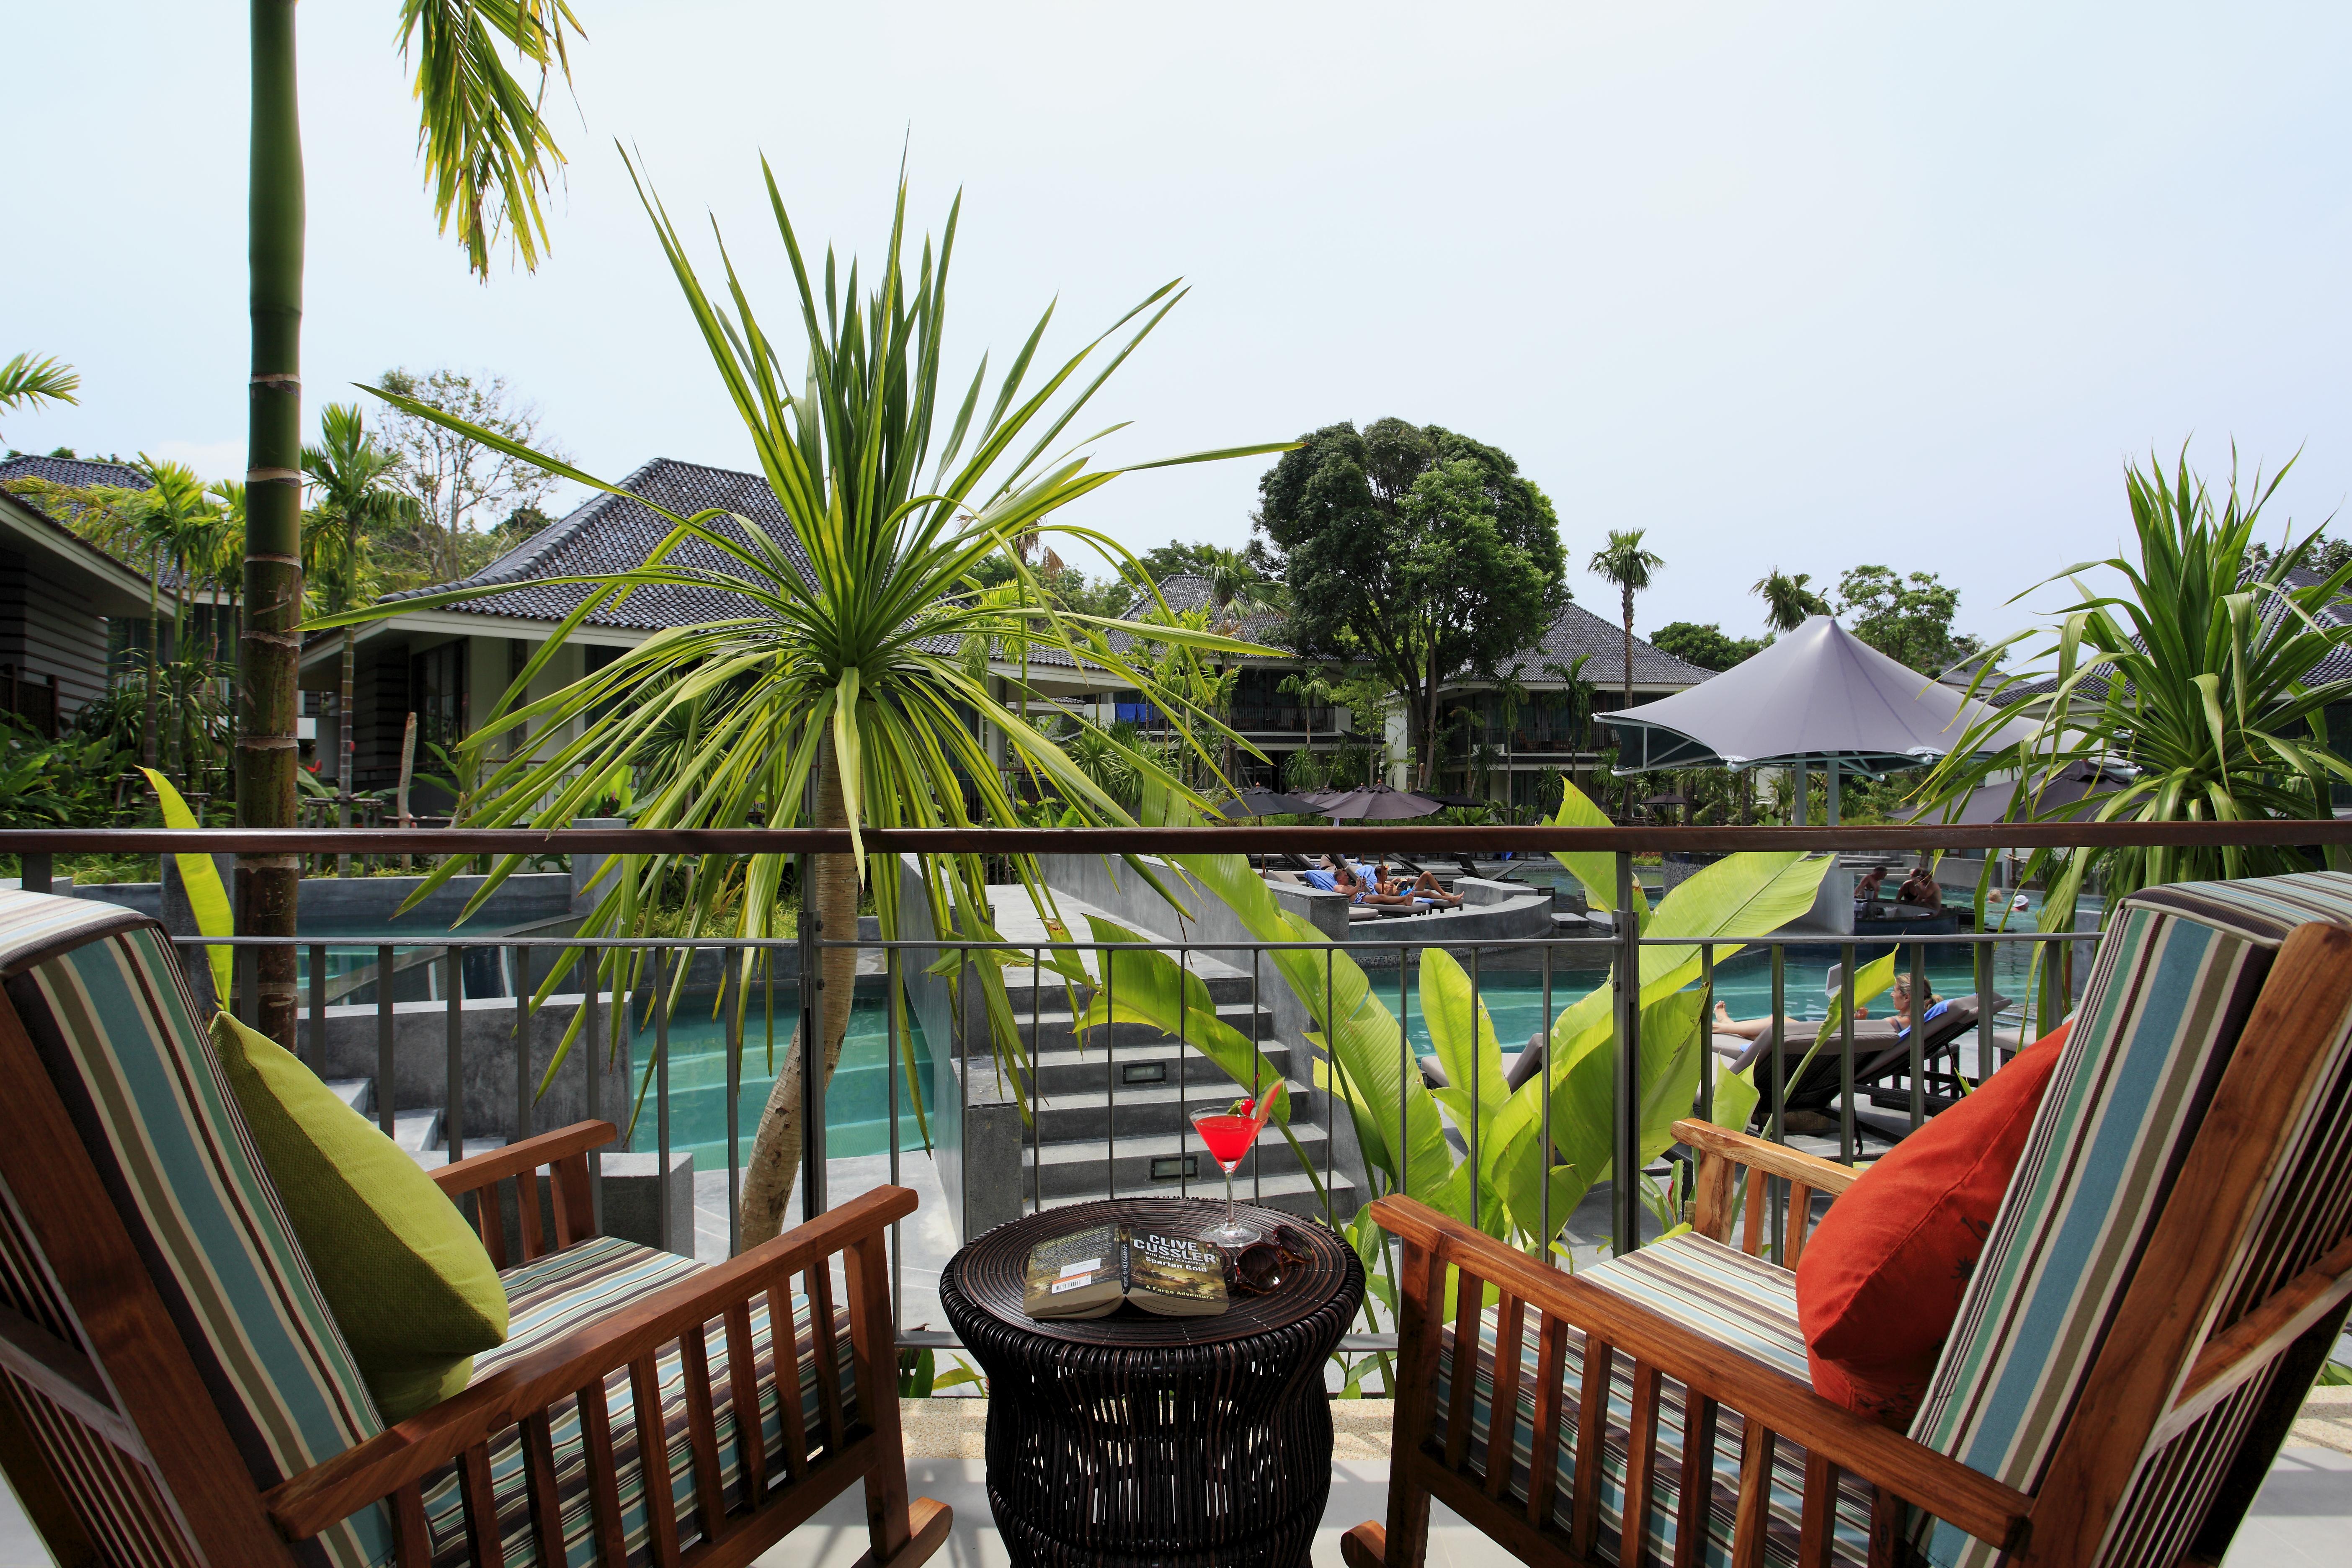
[940,1197,1364,1568]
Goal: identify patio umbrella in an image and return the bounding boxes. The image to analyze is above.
[1320,783,1444,821]
[1600,616,2038,824]
[1211,788,1326,818]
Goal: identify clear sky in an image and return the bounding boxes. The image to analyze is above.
[10,3,2349,648]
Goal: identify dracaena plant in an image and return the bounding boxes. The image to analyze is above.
[313,159,1284,1245]
[1916,449,2352,1031]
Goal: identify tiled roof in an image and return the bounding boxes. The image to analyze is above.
[1125,575,1711,689]
[0,454,151,493]
[379,458,818,631]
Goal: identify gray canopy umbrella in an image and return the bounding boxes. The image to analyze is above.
[1320,783,1445,822]
[1601,616,2037,824]
[1212,788,1326,818]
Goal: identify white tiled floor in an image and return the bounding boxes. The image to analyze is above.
[759,1448,2352,1567]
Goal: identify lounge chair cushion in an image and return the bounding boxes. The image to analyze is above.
[1910,871,2352,1568]
[211,1013,509,1422]
[1793,1021,2068,1428]
[410,1235,860,1567]
[1434,1233,1873,1568]
[0,891,394,1568]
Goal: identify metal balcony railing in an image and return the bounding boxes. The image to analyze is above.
[5,820,2345,1378]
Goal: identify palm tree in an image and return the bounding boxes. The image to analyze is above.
[1752,567,1829,633]
[1588,529,1666,713]
[1277,666,1338,791]
[304,404,421,866]
[1490,661,1532,812]
[242,1,583,1043]
[0,352,77,436]
[322,167,1287,1244]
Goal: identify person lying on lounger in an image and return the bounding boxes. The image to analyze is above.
[1713,994,1870,1041]
[1324,856,1417,906]
[1376,863,1462,908]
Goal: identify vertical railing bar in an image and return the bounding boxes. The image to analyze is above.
[796,820,825,1222]
[1769,942,1785,1265]
[1398,944,1410,1205]
[514,945,533,1146]
[236,944,258,1030]
[1323,943,1336,1230]
[1541,940,1554,1265]
[585,954,603,1234]
[444,946,464,1163]
[1177,947,1190,1199]
[19,852,49,896]
[886,944,901,1337]
[1029,947,1042,1217]
[1612,852,1640,1258]
[377,944,397,1139]
[727,954,742,1261]
[656,945,672,1256]
[1251,944,1264,1207]
[958,951,971,1231]
[1839,941,1856,1166]
[1469,944,1481,1225]
[308,942,327,1073]
[1976,936,1996,1086]
[1696,944,1714,1126]
[1105,940,1116,1202]
[1908,941,1928,1131]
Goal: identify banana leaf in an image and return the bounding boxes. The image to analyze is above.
[141,768,232,1001]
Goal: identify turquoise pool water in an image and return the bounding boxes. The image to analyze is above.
[616,992,934,1171]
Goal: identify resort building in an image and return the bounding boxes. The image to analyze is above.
[0,454,177,735]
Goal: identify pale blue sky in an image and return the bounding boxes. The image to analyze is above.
[10,3,2349,647]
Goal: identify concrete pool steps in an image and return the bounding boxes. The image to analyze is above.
[1015,1073,1316,1142]
[966,1000,1279,1059]
[1019,1116,1357,1210]
[1026,1166,1346,1222]
[980,1031,1297,1099]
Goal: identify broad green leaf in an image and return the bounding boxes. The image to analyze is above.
[1419,947,1507,1129]
[1548,776,1645,916]
[1711,1058,1761,1132]
[141,768,232,1001]
[1078,916,1291,1123]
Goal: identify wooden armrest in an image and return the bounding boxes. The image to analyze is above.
[431,1120,617,1199]
[1365,1195,2030,1553]
[2159,1233,2352,1442]
[265,1184,918,1539]
[1672,1118,1860,1196]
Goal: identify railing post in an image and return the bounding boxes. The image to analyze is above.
[798,847,825,1223]
[1612,850,1641,1258]
[20,852,50,896]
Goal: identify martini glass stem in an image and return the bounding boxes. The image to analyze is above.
[1224,1164,1238,1233]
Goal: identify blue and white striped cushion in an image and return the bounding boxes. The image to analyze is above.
[1435,1232,1873,1568]
[413,1236,861,1568]
[1910,871,2352,1568]
[0,891,392,1568]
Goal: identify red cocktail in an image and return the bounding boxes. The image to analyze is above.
[1193,1098,1272,1245]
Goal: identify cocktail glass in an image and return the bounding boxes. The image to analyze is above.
[1192,1103,1267,1246]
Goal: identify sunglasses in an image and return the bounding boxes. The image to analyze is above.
[1216,1223,1316,1295]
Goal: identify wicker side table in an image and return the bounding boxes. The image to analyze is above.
[941,1198,1364,1568]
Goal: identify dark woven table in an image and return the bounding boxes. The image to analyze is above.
[941,1197,1364,1568]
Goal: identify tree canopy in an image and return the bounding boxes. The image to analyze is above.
[1834,565,1980,676]
[1649,620,1764,673]
[1253,418,1567,784]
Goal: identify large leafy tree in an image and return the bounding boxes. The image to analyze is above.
[1649,620,1764,674]
[242,0,582,1044]
[322,164,1285,1243]
[1254,419,1567,787]
[1588,528,1665,712]
[1834,564,1979,675]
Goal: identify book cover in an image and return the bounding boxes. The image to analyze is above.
[1022,1223,1230,1320]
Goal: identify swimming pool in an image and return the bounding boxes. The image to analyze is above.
[615,990,935,1170]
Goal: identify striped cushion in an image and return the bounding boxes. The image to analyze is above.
[1435,1233,1874,1568]
[0,891,392,1568]
[412,1235,862,1567]
[1911,871,2352,1568]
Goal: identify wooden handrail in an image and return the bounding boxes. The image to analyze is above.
[2,820,2348,856]
[1670,1119,1863,1197]
[264,1184,918,1538]
[1363,1194,2034,1550]
[429,1120,615,1199]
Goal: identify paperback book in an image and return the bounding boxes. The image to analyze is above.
[1021,1223,1229,1320]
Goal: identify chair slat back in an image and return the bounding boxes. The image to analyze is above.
[1910,870,2352,1568]
[0,890,392,1566]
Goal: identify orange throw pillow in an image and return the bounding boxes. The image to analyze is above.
[1794,1020,2072,1427]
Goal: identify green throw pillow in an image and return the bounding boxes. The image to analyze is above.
[210,1013,508,1422]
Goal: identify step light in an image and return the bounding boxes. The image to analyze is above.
[1121,1062,1167,1085]
[1150,1155,1199,1181]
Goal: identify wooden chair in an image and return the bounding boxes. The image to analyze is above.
[0,889,949,1568]
[1344,870,2352,1568]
